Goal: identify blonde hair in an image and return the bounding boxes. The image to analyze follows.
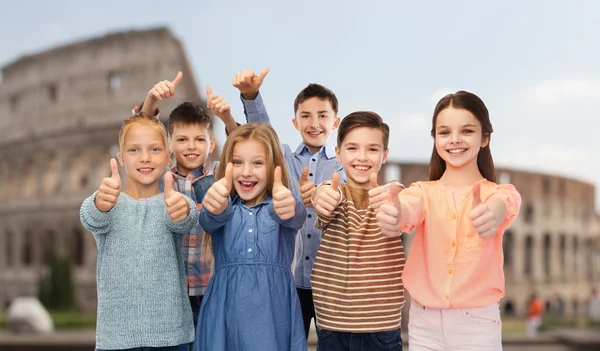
[204,123,290,258]
[117,112,169,159]
[217,123,290,196]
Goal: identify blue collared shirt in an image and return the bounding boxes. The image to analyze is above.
[242,92,346,289]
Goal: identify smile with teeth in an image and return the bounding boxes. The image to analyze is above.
[184,154,199,160]
[239,181,257,190]
[352,165,371,172]
[447,149,467,154]
[307,131,323,136]
[137,168,154,175]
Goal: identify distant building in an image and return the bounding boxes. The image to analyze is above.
[0,27,210,313]
[381,162,600,318]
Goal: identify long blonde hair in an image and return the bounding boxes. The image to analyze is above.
[204,123,290,259]
[217,123,290,197]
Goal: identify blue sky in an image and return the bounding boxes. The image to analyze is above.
[2,0,599,209]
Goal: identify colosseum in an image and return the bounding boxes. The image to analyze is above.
[0,27,208,313]
[0,27,598,319]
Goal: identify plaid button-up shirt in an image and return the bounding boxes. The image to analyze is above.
[161,162,218,296]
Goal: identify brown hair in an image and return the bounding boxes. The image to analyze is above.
[293,83,339,114]
[337,111,390,149]
[429,91,496,182]
[168,102,213,136]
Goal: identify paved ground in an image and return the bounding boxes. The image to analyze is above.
[1,326,598,351]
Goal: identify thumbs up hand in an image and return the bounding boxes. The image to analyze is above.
[272,166,296,220]
[164,172,189,222]
[147,71,183,102]
[202,163,233,215]
[313,172,342,217]
[376,182,404,237]
[206,86,233,122]
[95,158,122,212]
[299,167,315,207]
[232,68,270,100]
[469,182,497,238]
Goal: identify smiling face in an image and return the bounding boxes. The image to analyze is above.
[120,124,169,188]
[335,126,389,189]
[231,139,268,207]
[292,97,340,154]
[171,122,215,176]
[434,106,489,172]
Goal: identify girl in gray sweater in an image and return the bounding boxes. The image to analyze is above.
[80,113,197,350]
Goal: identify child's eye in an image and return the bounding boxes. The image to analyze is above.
[128,148,138,153]
[319,114,328,118]
[196,138,206,142]
[254,161,264,166]
[463,129,474,134]
[438,131,449,135]
[301,115,310,119]
[369,148,379,152]
[176,138,186,142]
[151,147,162,152]
[232,160,242,165]
[347,147,357,151]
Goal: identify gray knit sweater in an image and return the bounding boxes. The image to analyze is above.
[80,191,197,349]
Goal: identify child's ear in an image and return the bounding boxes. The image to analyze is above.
[209,137,216,153]
[335,146,342,163]
[117,153,124,167]
[382,148,389,164]
[292,117,300,131]
[481,133,490,148]
[332,116,341,130]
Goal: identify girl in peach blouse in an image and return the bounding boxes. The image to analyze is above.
[372,91,521,351]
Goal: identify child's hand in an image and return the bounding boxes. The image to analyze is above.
[232,68,270,100]
[164,172,189,222]
[469,182,497,238]
[147,71,183,103]
[376,183,403,237]
[206,86,233,122]
[313,173,341,217]
[368,174,405,212]
[272,166,296,220]
[299,167,315,207]
[202,163,233,215]
[95,159,121,212]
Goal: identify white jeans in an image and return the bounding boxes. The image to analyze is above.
[408,300,502,351]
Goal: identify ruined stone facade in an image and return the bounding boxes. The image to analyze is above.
[381,162,600,318]
[0,28,206,313]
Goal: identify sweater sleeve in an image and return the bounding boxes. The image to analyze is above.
[165,195,199,235]
[80,191,113,236]
[487,183,522,234]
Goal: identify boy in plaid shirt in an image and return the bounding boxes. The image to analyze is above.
[136,72,238,329]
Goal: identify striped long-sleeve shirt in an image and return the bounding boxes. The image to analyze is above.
[311,183,406,333]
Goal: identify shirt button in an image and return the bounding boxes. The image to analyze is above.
[188,265,193,270]
[309,173,313,177]
[448,268,453,274]
[249,212,253,216]
[445,295,450,301]
[312,159,316,162]
[451,241,456,247]
[308,214,312,218]
[307,234,312,239]
[305,256,310,260]
[451,213,457,219]
[248,229,253,233]
[248,248,252,252]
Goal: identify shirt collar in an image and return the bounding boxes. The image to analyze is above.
[172,165,205,180]
[294,143,337,159]
[232,194,273,208]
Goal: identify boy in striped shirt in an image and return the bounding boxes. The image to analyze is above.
[311,111,405,350]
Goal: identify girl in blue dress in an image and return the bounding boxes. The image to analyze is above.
[195,123,307,351]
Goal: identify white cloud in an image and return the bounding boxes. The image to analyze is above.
[527,78,600,104]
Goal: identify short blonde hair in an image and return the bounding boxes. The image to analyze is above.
[117,112,169,159]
